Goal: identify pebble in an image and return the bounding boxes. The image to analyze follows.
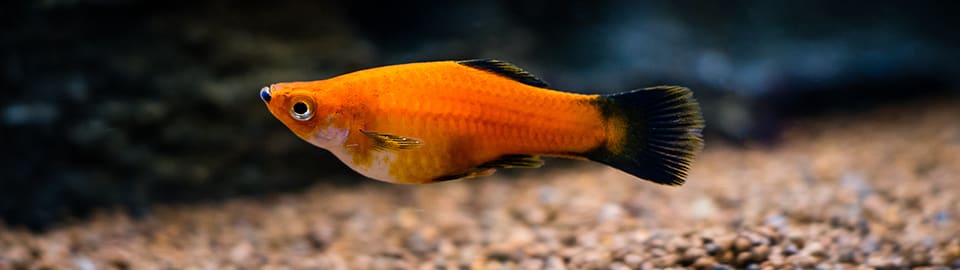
[658,254,679,267]
[609,262,631,270]
[786,254,817,267]
[544,256,566,270]
[597,203,624,223]
[623,253,643,267]
[668,237,692,252]
[787,232,806,249]
[764,214,788,230]
[520,258,544,270]
[691,197,718,220]
[782,243,798,256]
[717,235,735,251]
[803,242,826,258]
[704,243,721,255]
[736,251,754,265]
[72,256,95,270]
[521,207,549,225]
[580,250,610,268]
[752,245,770,260]
[866,254,888,267]
[719,251,735,264]
[712,264,734,270]
[683,247,707,263]
[755,226,781,244]
[734,236,753,252]
[692,256,716,269]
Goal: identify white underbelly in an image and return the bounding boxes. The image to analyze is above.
[329,147,400,183]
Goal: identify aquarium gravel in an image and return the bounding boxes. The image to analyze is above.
[1,101,958,269]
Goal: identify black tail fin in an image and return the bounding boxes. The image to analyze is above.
[585,86,705,186]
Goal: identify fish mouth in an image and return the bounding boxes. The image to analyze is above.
[259,86,272,103]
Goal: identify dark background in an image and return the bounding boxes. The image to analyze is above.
[2,0,958,230]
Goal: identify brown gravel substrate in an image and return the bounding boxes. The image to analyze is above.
[2,101,960,269]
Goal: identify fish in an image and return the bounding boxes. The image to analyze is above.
[260,59,704,185]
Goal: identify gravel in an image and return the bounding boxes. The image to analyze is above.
[1,101,958,269]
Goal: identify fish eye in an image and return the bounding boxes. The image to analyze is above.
[259,86,272,102]
[290,101,313,121]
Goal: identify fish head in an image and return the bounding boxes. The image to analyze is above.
[260,82,349,148]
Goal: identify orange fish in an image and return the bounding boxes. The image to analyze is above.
[260,59,704,185]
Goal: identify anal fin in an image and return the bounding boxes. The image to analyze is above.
[432,168,496,182]
[479,154,543,169]
[431,155,542,182]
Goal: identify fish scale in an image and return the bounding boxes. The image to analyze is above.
[364,73,604,182]
[377,79,599,147]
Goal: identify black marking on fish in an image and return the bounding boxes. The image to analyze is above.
[583,86,704,186]
[457,59,550,88]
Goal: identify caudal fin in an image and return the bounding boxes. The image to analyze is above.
[585,86,704,186]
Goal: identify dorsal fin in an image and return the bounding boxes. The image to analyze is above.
[456,59,549,88]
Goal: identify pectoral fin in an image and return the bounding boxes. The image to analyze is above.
[360,130,422,150]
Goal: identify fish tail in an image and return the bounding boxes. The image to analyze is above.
[584,86,705,186]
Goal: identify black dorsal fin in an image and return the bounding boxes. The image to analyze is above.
[456,59,550,88]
